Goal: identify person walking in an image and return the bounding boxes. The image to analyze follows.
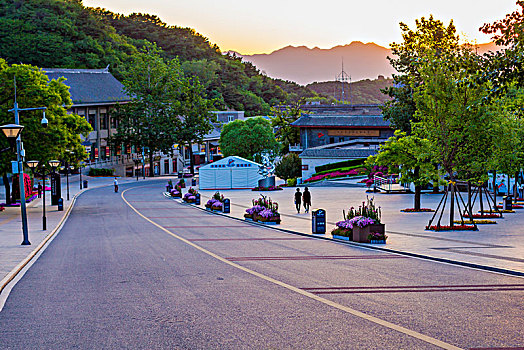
[114,177,119,193]
[294,188,302,213]
[37,182,42,198]
[302,187,311,213]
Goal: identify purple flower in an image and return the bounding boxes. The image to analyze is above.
[258,208,277,218]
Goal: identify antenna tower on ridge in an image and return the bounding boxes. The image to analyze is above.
[335,58,351,104]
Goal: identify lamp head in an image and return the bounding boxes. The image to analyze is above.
[27,160,39,170]
[0,124,24,139]
[48,159,61,169]
[41,111,48,128]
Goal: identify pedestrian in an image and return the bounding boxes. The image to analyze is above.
[294,188,302,213]
[520,182,524,199]
[37,182,42,198]
[114,177,119,193]
[302,187,311,213]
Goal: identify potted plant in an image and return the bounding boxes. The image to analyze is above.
[245,195,280,224]
[337,197,385,243]
[170,185,182,198]
[177,179,186,189]
[183,187,198,203]
[367,232,387,244]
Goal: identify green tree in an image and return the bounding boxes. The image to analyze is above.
[275,153,302,180]
[175,77,216,175]
[270,103,304,154]
[219,117,279,162]
[108,44,184,176]
[367,131,438,209]
[0,59,91,203]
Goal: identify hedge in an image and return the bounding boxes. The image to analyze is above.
[314,164,365,176]
[88,168,114,176]
[315,158,366,173]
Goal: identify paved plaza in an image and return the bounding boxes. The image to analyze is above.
[197,178,524,276]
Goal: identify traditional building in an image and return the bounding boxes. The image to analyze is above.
[291,104,393,179]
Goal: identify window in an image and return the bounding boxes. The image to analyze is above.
[88,112,96,130]
[228,115,235,122]
[100,113,108,130]
[110,117,117,129]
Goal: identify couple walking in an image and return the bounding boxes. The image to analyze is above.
[294,187,311,214]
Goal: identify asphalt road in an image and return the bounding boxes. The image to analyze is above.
[0,180,523,349]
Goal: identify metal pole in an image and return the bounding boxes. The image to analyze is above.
[13,100,30,245]
[66,165,70,201]
[79,165,82,190]
[42,171,46,231]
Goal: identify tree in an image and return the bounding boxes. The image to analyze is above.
[275,153,302,180]
[219,117,279,162]
[109,44,184,176]
[175,77,216,175]
[270,103,304,154]
[0,59,91,203]
[367,131,438,209]
[412,50,492,182]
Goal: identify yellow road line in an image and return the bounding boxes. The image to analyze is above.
[122,187,463,350]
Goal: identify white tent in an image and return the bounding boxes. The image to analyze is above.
[199,156,263,190]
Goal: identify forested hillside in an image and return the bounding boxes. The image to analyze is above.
[307,77,393,104]
[0,0,323,115]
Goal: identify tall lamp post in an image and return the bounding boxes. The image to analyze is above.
[26,160,60,230]
[2,77,48,245]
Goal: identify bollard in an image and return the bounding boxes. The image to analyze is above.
[223,198,231,213]
[312,209,326,234]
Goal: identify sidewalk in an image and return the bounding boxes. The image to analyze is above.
[0,175,157,284]
[195,184,524,276]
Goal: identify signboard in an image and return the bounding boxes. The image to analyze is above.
[327,129,380,137]
[50,173,61,205]
[94,147,99,159]
[11,161,18,174]
[312,209,326,234]
[106,147,110,157]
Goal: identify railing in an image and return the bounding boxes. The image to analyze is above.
[289,144,303,152]
[373,175,409,193]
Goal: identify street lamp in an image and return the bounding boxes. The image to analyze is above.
[133,158,140,181]
[3,76,48,246]
[0,123,29,245]
[27,160,46,230]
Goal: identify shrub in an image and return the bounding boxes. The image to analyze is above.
[275,153,301,180]
[315,158,366,173]
[88,168,114,176]
[287,178,297,187]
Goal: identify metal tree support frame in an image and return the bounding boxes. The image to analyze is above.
[465,183,503,218]
[427,181,478,231]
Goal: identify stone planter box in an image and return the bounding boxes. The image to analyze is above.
[212,206,223,212]
[369,240,386,244]
[244,214,254,221]
[254,214,281,225]
[352,223,385,243]
[184,199,196,204]
[171,193,182,198]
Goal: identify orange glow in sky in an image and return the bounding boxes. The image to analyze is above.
[83,0,518,54]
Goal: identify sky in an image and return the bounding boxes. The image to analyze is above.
[83,0,518,54]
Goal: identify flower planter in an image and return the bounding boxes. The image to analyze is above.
[212,206,223,212]
[352,223,385,243]
[244,214,254,221]
[184,199,196,204]
[332,234,350,241]
[369,239,386,244]
[255,215,281,224]
[171,193,181,198]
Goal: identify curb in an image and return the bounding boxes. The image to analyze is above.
[166,193,524,278]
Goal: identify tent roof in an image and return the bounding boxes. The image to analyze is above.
[199,156,261,170]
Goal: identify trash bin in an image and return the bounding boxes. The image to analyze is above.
[192,178,197,186]
[178,172,183,179]
[312,209,326,234]
[83,180,88,188]
[57,198,64,211]
[223,198,231,213]
[504,195,513,210]
[195,193,201,205]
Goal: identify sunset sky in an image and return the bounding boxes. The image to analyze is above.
[83,0,518,54]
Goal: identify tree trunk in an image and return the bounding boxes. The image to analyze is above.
[492,170,497,198]
[149,150,154,177]
[414,166,421,210]
[188,142,194,175]
[3,174,11,205]
[514,171,519,202]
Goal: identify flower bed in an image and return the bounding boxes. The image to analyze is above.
[368,232,388,244]
[170,188,182,198]
[251,185,283,191]
[454,220,497,225]
[464,213,502,218]
[496,205,523,209]
[183,187,198,203]
[425,224,477,231]
[401,208,435,212]
[331,197,384,243]
[304,169,360,183]
[246,195,280,224]
[205,191,225,211]
[481,209,514,213]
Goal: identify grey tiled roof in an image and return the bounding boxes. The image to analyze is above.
[43,68,130,105]
[292,114,390,128]
[299,148,378,159]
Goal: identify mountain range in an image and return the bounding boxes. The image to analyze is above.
[231,41,501,86]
